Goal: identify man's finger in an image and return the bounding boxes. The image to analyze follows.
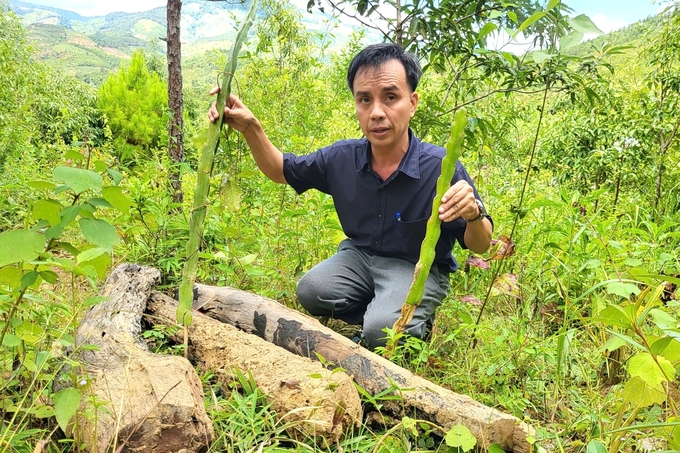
[209,86,220,96]
[208,101,221,122]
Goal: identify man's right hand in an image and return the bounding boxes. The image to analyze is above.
[206,87,286,183]
[207,87,256,134]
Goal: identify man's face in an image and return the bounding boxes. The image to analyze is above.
[353,59,418,155]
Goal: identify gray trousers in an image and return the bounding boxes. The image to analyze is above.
[296,239,450,349]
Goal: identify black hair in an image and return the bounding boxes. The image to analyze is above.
[346,43,422,94]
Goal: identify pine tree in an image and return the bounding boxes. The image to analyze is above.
[98,51,169,158]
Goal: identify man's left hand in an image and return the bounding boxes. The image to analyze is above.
[438,180,480,222]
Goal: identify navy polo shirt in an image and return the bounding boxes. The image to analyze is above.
[282,129,490,273]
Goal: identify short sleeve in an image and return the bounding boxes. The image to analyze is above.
[282,150,332,195]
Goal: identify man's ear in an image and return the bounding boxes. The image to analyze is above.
[410,91,419,117]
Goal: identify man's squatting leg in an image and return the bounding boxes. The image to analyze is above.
[296,239,374,326]
[362,256,449,349]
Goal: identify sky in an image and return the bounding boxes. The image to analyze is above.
[565,0,663,33]
[25,0,664,33]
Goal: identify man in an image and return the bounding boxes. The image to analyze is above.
[209,43,493,349]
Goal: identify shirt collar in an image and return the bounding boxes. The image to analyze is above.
[357,129,421,179]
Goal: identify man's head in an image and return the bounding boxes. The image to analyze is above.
[347,43,422,94]
[348,44,421,155]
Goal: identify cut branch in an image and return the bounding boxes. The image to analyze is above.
[69,264,213,453]
[191,283,535,453]
[145,291,362,444]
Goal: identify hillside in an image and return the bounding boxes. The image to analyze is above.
[25,23,124,84]
[9,0,658,86]
[9,0,353,84]
[567,13,660,57]
[10,0,244,42]
[10,0,257,84]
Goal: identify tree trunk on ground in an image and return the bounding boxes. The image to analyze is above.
[71,264,213,453]
[167,0,184,204]
[191,283,534,453]
[145,291,362,444]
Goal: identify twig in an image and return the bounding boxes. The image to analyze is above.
[470,67,553,348]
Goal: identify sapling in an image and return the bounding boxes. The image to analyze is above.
[177,0,258,325]
[390,108,468,340]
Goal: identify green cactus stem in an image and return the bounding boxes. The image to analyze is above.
[176,0,258,325]
[390,107,468,338]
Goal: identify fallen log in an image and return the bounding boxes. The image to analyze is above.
[145,291,362,444]
[192,283,535,453]
[70,264,213,453]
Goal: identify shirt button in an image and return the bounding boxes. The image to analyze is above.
[374,240,378,245]
[377,214,382,218]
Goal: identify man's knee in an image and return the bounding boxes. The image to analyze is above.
[296,271,323,314]
[362,323,389,350]
[362,317,402,349]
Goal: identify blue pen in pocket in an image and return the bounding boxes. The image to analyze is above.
[394,212,401,228]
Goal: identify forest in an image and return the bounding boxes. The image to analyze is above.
[1,0,679,451]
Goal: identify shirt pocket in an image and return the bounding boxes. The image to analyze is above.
[395,216,429,261]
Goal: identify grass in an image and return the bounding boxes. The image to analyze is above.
[2,7,680,448]
[3,148,678,452]
[0,269,97,453]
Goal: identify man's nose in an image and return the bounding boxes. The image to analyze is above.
[369,101,385,119]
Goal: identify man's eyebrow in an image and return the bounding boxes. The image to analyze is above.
[381,84,400,92]
[354,85,401,97]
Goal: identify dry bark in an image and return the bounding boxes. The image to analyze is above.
[71,264,213,453]
[192,283,535,453]
[145,291,362,444]
[166,0,184,204]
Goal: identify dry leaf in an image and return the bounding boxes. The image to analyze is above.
[460,295,483,306]
[486,235,516,261]
[491,273,521,299]
[466,256,490,270]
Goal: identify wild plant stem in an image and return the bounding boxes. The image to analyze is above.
[177,0,258,325]
[470,70,552,348]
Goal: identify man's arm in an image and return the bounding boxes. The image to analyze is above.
[438,180,492,254]
[209,90,286,184]
[461,217,493,254]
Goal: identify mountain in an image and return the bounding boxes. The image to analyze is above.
[10,0,88,26]
[10,0,248,43]
[8,0,659,86]
[566,14,660,58]
[23,22,124,84]
[10,0,248,80]
[9,0,355,84]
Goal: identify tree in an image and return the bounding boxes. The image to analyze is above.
[166,0,184,203]
[307,0,603,155]
[97,51,169,160]
[645,3,680,216]
[0,5,38,172]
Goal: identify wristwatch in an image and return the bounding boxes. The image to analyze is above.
[465,199,487,223]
